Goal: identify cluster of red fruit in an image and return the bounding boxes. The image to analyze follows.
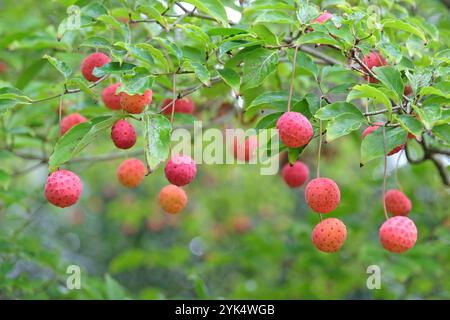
[45,52,197,216]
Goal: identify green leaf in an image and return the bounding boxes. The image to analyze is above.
[116,68,154,95]
[420,86,450,99]
[297,32,340,46]
[218,40,264,58]
[138,5,168,29]
[326,114,365,142]
[254,10,292,24]
[347,84,392,111]
[395,114,424,137]
[49,116,122,171]
[361,126,407,164]
[372,66,404,102]
[183,0,228,26]
[315,102,363,120]
[255,112,283,131]
[105,274,128,300]
[288,146,306,164]
[412,105,441,130]
[296,51,318,80]
[92,62,136,78]
[80,36,112,51]
[207,27,248,36]
[143,114,172,172]
[65,78,96,99]
[242,48,279,90]
[97,15,129,42]
[297,2,319,25]
[43,55,72,79]
[189,274,208,300]
[217,68,240,91]
[432,124,450,145]
[0,87,32,114]
[382,19,427,43]
[0,169,11,190]
[190,62,211,86]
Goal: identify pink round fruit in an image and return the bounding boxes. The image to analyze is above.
[233,136,258,162]
[379,216,417,253]
[60,113,87,135]
[305,178,340,214]
[282,161,309,188]
[164,155,197,186]
[312,218,347,253]
[161,98,195,115]
[111,120,137,149]
[158,184,188,214]
[45,169,82,208]
[120,90,152,114]
[313,12,333,24]
[117,158,146,188]
[384,189,412,216]
[102,82,122,110]
[81,52,110,82]
[276,112,313,148]
[362,51,388,83]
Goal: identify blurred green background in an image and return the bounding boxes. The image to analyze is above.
[0,0,449,299]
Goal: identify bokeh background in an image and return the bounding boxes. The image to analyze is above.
[0,0,449,299]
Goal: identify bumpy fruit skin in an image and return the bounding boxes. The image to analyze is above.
[362,52,388,83]
[164,155,197,186]
[276,112,313,148]
[312,218,347,253]
[313,12,333,24]
[81,52,110,82]
[233,136,258,162]
[45,170,82,208]
[120,90,152,114]
[282,161,309,188]
[111,120,137,149]
[305,178,340,214]
[102,82,122,110]
[384,189,412,216]
[161,98,195,115]
[362,122,404,156]
[117,158,146,188]
[158,184,187,214]
[60,113,87,135]
[379,216,417,253]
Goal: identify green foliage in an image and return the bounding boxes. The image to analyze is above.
[0,0,449,300]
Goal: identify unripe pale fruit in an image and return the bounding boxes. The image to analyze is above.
[102,82,122,110]
[111,120,137,149]
[81,52,110,82]
[312,218,347,253]
[233,136,258,162]
[161,98,195,115]
[164,155,197,186]
[276,112,313,148]
[362,122,404,156]
[384,189,412,216]
[120,90,152,114]
[362,51,388,83]
[45,169,82,208]
[282,161,309,188]
[117,158,146,188]
[313,12,332,24]
[379,216,417,253]
[60,113,87,135]
[158,184,187,214]
[305,178,340,214]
